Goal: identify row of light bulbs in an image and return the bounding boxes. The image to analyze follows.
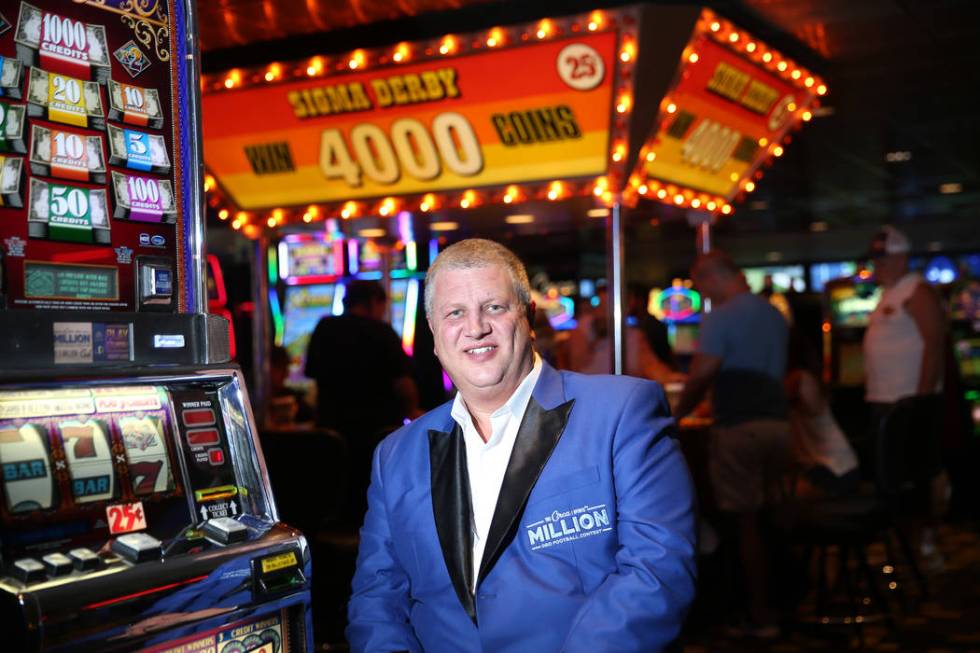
[209,10,624,93]
[207,176,644,235]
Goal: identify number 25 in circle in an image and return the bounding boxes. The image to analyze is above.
[557,44,605,91]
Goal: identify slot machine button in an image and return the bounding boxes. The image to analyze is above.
[42,553,73,577]
[68,547,101,572]
[182,408,216,427]
[11,558,46,584]
[203,517,248,545]
[208,448,224,466]
[112,532,162,563]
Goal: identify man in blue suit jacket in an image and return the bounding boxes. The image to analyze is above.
[347,239,696,652]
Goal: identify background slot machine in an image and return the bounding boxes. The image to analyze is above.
[951,275,980,435]
[649,279,702,370]
[823,272,882,388]
[272,231,345,389]
[0,1,313,651]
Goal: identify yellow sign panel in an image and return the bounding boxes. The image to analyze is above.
[260,551,298,574]
[203,32,617,208]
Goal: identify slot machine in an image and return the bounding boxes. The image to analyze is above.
[0,1,313,651]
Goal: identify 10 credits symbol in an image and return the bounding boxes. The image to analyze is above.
[557,43,605,91]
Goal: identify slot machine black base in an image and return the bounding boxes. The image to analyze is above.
[0,366,313,652]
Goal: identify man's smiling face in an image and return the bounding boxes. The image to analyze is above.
[428,264,534,411]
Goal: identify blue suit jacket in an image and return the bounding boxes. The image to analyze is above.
[347,362,697,652]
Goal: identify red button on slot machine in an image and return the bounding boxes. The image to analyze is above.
[208,449,224,466]
[186,429,221,447]
[182,409,216,427]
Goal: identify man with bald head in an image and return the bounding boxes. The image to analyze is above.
[675,250,791,636]
[347,238,696,652]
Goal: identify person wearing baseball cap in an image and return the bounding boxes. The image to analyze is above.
[863,225,947,564]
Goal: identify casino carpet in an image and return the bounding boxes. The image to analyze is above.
[681,522,980,652]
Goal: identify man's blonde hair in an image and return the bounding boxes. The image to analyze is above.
[424,239,531,319]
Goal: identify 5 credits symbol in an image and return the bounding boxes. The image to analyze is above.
[557,44,605,91]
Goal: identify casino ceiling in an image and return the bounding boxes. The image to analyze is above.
[199,0,980,264]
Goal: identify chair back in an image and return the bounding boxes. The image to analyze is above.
[258,427,349,535]
[875,396,941,498]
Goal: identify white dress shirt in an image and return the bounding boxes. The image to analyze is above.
[450,353,542,591]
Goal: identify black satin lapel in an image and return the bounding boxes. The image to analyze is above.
[428,426,476,622]
[478,398,575,584]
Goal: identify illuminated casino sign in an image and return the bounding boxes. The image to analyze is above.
[203,30,618,209]
[649,280,701,323]
[627,9,825,212]
[201,7,822,236]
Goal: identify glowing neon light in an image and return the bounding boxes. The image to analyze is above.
[406,241,418,272]
[332,283,345,315]
[267,246,278,284]
[551,296,576,328]
[651,284,702,322]
[397,211,414,243]
[285,274,342,286]
[277,241,290,280]
[428,238,440,266]
[333,239,345,275]
[348,239,359,275]
[206,254,228,308]
[269,288,285,345]
[402,279,419,356]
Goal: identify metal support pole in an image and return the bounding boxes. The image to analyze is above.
[698,220,712,254]
[252,237,272,427]
[182,0,208,315]
[697,218,713,313]
[606,201,626,375]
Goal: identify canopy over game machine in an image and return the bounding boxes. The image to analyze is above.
[0,1,312,651]
[199,4,824,396]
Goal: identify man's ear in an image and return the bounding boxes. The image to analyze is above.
[527,301,536,326]
[427,319,438,357]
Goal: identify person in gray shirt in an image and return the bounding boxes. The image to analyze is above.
[675,250,792,638]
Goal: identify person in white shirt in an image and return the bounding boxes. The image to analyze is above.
[347,239,696,652]
[862,226,947,559]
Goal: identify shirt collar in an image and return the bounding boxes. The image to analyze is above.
[450,353,542,434]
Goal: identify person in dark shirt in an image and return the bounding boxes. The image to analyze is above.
[306,280,421,526]
[268,344,314,427]
[305,280,420,437]
[674,250,792,638]
[629,283,677,371]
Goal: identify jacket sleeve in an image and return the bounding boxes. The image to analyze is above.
[346,443,423,653]
[561,381,697,652]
